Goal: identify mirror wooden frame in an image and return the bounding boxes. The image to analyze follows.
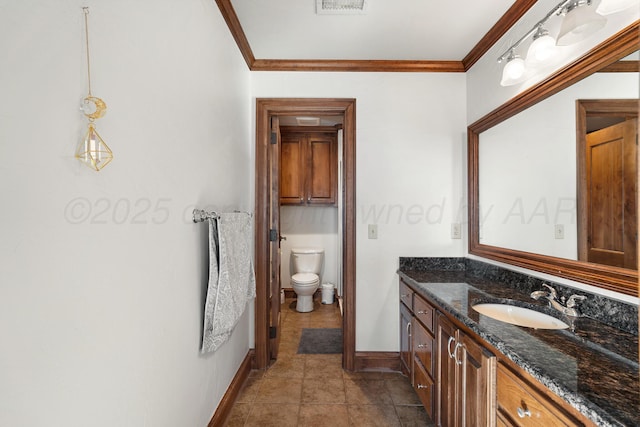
[468,22,639,296]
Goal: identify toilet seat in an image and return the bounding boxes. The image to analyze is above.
[291,273,319,285]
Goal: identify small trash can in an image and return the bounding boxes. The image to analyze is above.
[321,283,335,304]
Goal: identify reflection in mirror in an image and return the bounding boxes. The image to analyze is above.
[468,23,639,296]
[478,69,638,268]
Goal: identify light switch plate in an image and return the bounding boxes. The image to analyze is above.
[555,224,564,239]
[368,224,378,239]
[451,223,462,239]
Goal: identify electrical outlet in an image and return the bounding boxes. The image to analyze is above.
[451,223,462,239]
[555,224,565,239]
[368,224,378,239]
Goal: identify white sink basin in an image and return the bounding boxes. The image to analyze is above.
[472,303,569,330]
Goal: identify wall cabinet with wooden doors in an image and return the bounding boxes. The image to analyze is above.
[280,127,337,206]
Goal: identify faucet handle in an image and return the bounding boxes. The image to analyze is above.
[542,283,557,298]
[566,294,586,308]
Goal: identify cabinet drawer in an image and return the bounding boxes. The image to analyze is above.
[413,295,435,332]
[413,355,435,419]
[497,364,581,427]
[400,281,413,310]
[413,320,435,377]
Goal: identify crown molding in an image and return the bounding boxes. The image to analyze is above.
[216,0,540,73]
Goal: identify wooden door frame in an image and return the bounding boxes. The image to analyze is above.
[254,98,356,371]
[576,99,638,264]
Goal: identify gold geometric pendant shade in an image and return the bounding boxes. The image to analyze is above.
[75,123,113,171]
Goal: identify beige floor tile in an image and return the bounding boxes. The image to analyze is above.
[265,355,306,379]
[255,377,303,404]
[385,379,422,405]
[344,379,393,405]
[304,354,344,379]
[224,402,251,427]
[224,297,433,426]
[301,377,346,404]
[244,403,299,427]
[235,376,263,404]
[395,405,435,427]
[343,370,385,380]
[347,404,401,427]
[298,404,350,427]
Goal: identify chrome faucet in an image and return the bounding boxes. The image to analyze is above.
[530,284,586,317]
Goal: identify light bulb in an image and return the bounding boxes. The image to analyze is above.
[526,32,556,66]
[500,54,528,86]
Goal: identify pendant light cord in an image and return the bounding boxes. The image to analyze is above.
[83,7,92,97]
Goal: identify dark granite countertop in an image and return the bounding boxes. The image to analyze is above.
[398,269,639,427]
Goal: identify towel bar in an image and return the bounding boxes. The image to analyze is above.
[192,209,219,223]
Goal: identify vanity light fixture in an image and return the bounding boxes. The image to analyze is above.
[500,50,528,86]
[497,0,617,86]
[556,0,607,46]
[75,7,113,171]
[596,0,638,15]
[525,26,557,66]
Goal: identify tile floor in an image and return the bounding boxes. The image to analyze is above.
[225,297,434,426]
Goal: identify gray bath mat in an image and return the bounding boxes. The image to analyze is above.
[297,328,342,354]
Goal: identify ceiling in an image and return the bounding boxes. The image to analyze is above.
[216,0,538,72]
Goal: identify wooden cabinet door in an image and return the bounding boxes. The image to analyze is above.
[307,133,337,205]
[400,302,413,377]
[280,133,305,205]
[458,330,496,427]
[437,314,457,427]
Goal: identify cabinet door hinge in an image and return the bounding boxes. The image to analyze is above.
[269,326,277,338]
[270,132,277,145]
[269,229,278,242]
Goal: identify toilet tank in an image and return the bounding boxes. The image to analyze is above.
[291,247,324,275]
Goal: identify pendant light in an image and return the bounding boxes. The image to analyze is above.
[557,1,607,46]
[75,7,113,171]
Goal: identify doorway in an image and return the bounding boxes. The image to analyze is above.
[576,99,638,270]
[254,98,356,371]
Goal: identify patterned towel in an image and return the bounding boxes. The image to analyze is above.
[201,212,256,353]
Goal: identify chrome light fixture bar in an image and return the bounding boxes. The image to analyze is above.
[497,0,573,64]
[495,0,629,86]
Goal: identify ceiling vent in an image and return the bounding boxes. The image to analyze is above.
[316,0,368,15]
[296,117,321,126]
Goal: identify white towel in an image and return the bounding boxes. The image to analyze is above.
[201,212,256,353]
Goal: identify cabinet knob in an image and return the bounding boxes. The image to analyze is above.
[417,384,429,389]
[516,405,531,418]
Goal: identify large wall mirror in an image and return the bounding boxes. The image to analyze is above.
[468,22,639,296]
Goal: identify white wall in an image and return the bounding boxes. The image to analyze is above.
[0,1,252,426]
[252,73,468,351]
[280,206,339,291]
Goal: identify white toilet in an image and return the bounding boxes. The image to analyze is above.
[290,247,324,313]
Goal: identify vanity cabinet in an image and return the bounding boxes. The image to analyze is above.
[280,129,337,206]
[496,363,583,427]
[400,280,494,424]
[436,312,496,427]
